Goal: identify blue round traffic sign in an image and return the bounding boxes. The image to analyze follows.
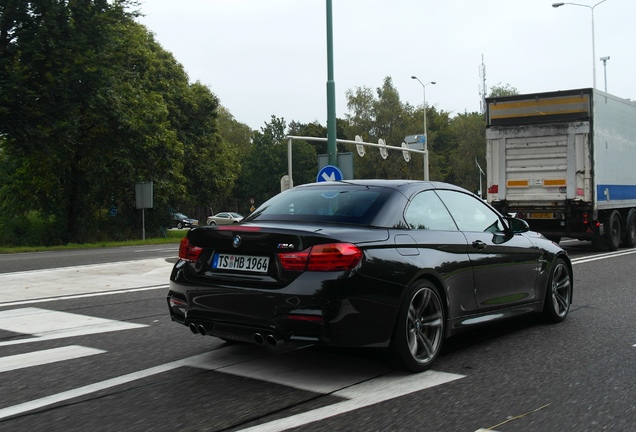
[316,165,343,182]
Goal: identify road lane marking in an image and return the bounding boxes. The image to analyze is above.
[201,346,393,393]
[189,346,465,431]
[0,346,105,373]
[0,345,289,420]
[0,343,465,425]
[236,370,465,432]
[571,248,636,265]
[0,258,172,276]
[0,308,147,347]
[0,285,168,308]
[0,356,194,420]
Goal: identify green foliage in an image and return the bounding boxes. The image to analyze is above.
[344,76,456,182]
[488,83,519,97]
[0,0,228,246]
[447,112,487,195]
[0,211,64,247]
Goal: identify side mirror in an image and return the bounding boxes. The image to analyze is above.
[506,217,530,234]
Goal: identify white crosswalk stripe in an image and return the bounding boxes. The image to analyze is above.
[0,307,147,347]
[0,345,105,373]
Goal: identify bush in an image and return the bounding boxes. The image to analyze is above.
[0,211,65,247]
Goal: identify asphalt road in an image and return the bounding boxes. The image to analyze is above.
[0,240,635,431]
[0,244,179,273]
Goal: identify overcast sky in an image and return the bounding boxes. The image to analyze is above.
[136,0,635,130]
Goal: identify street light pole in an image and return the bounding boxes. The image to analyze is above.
[411,76,436,181]
[600,56,610,92]
[552,1,607,89]
[326,0,337,167]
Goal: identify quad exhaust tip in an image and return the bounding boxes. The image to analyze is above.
[189,322,212,336]
[254,332,279,347]
[266,334,278,346]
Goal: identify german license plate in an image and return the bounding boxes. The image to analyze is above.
[528,213,554,219]
[212,253,269,273]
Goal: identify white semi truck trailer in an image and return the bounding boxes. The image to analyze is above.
[486,88,636,251]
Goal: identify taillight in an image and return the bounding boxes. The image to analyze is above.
[179,237,203,262]
[278,249,311,271]
[278,243,362,272]
[286,314,325,322]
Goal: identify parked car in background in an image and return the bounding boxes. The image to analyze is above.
[206,212,243,225]
[168,180,573,373]
[172,213,198,229]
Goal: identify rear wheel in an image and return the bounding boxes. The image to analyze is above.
[176,222,184,229]
[209,221,216,226]
[389,280,445,372]
[607,211,621,251]
[542,258,572,323]
[623,209,636,248]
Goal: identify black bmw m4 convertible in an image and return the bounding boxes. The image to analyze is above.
[168,180,572,372]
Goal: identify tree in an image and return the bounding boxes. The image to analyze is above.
[213,105,253,213]
[0,0,228,244]
[447,112,486,195]
[234,116,318,212]
[488,83,519,97]
[344,76,454,181]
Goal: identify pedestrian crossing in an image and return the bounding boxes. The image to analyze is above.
[0,306,467,427]
[0,307,147,347]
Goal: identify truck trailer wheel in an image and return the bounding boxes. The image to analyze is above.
[607,211,622,251]
[624,209,636,248]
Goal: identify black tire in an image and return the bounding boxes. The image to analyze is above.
[607,211,621,251]
[542,258,572,323]
[623,209,636,248]
[209,221,216,226]
[389,280,445,373]
[176,222,184,229]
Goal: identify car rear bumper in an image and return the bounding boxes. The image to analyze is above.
[167,266,404,348]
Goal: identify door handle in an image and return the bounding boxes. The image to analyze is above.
[472,240,487,250]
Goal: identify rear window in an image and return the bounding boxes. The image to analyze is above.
[245,186,388,224]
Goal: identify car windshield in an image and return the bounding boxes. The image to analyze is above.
[245,186,388,224]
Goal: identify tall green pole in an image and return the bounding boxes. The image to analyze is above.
[326,0,337,166]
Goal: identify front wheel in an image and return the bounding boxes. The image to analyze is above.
[389,280,445,372]
[542,258,572,323]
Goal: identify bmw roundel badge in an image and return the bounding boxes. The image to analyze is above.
[232,235,241,248]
